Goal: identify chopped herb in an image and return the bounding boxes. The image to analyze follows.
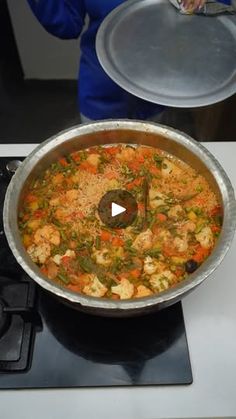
[153,154,163,168]
[144,249,160,259]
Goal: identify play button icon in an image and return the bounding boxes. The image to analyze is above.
[98,189,138,229]
[111,202,126,217]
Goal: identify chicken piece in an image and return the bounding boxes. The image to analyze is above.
[83,274,108,298]
[34,224,60,246]
[143,256,159,275]
[149,189,165,209]
[135,285,153,298]
[117,147,136,162]
[87,153,101,167]
[195,226,214,249]
[173,236,188,252]
[53,250,76,266]
[150,270,176,292]
[168,205,184,220]
[111,278,134,300]
[181,221,196,233]
[93,248,112,267]
[132,229,153,252]
[161,158,182,177]
[46,259,59,280]
[27,243,51,264]
[65,189,80,203]
[52,173,64,186]
[156,229,172,243]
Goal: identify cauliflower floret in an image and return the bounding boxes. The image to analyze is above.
[135,285,153,298]
[150,270,176,292]
[143,256,159,275]
[49,197,60,207]
[53,249,76,265]
[83,274,108,297]
[173,236,188,252]
[161,158,182,177]
[133,229,153,252]
[111,278,134,299]
[93,248,112,267]
[195,226,214,249]
[87,153,101,168]
[117,147,136,162]
[168,205,184,220]
[27,243,51,264]
[149,189,165,209]
[144,257,167,275]
[34,224,60,246]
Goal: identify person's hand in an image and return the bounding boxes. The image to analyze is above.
[181,0,206,13]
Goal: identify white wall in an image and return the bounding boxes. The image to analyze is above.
[7,0,79,79]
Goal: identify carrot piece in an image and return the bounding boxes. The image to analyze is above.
[80,161,97,174]
[59,157,69,167]
[210,205,223,217]
[71,152,81,163]
[105,146,120,155]
[211,225,221,233]
[126,177,143,190]
[40,266,48,276]
[150,166,161,176]
[130,269,141,278]
[67,284,82,293]
[127,161,140,172]
[34,209,46,219]
[61,256,71,266]
[140,148,153,158]
[112,237,124,247]
[192,245,210,263]
[100,230,112,241]
[136,155,145,163]
[25,193,37,203]
[157,213,167,222]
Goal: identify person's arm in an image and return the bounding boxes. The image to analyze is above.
[27,0,86,39]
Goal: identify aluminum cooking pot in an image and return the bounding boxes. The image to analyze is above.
[3,120,236,317]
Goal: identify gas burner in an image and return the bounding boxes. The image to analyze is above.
[0,275,38,372]
[0,298,10,338]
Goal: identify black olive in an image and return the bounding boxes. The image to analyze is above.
[185,259,198,273]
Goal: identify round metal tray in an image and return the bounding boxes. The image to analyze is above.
[96,0,236,107]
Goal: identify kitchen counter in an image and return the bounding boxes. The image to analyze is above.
[0,142,236,419]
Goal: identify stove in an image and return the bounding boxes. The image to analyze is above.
[0,157,192,389]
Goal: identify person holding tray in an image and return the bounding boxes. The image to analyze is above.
[26,0,230,122]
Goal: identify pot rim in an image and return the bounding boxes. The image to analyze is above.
[3,120,236,311]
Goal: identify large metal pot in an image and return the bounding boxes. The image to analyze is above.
[3,120,236,317]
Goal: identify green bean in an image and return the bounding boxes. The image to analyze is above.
[58,273,69,284]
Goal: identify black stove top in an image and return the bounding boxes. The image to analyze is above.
[0,157,192,389]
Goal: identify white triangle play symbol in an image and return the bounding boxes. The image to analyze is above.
[111,202,126,217]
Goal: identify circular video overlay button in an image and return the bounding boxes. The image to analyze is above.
[98,189,138,229]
